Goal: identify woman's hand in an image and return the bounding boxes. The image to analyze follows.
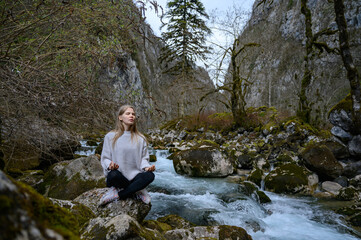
[144,165,155,172]
[108,161,119,170]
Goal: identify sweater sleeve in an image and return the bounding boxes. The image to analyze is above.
[140,139,151,170]
[101,133,113,175]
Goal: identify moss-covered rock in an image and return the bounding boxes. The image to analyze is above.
[264,163,313,194]
[172,147,234,177]
[74,188,151,223]
[163,225,253,240]
[38,155,106,200]
[149,154,157,162]
[81,214,164,240]
[0,171,80,239]
[247,168,263,188]
[143,219,173,233]
[336,204,361,227]
[156,214,196,229]
[50,198,96,229]
[257,190,272,204]
[16,169,44,188]
[336,186,361,201]
[301,144,343,180]
[218,225,253,240]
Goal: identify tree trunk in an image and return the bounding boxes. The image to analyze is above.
[334,0,361,134]
[298,0,313,123]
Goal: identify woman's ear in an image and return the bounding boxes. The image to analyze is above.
[118,115,122,121]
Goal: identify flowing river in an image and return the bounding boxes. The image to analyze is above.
[145,150,360,240]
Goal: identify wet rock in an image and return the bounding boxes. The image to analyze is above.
[149,154,157,162]
[0,170,79,240]
[247,168,263,188]
[163,225,252,240]
[38,155,105,200]
[239,181,271,204]
[330,126,352,141]
[264,163,315,194]
[172,147,234,177]
[336,204,361,227]
[348,135,361,157]
[301,144,343,180]
[74,188,151,222]
[321,181,342,195]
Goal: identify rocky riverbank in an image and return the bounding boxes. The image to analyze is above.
[1,104,360,239]
[147,106,361,231]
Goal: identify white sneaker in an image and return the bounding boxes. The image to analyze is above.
[99,187,119,206]
[136,189,151,204]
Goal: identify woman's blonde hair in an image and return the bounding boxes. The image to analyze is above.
[112,105,147,147]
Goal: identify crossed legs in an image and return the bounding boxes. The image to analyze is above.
[106,170,155,199]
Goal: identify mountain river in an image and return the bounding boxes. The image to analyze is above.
[145,150,360,240]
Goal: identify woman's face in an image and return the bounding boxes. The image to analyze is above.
[119,107,135,129]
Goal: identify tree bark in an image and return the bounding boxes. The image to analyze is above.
[334,0,361,134]
[297,0,313,123]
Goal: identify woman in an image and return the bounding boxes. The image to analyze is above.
[99,105,155,205]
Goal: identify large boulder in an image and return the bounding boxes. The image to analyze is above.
[301,144,343,180]
[38,155,105,200]
[74,188,151,223]
[324,140,350,159]
[264,163,317,194]
[329,108,353,133]
[163,225,253,240]
[3,117,79,171]
[0,171,80,240]
[81,214,164,240]
[172,147,234,177]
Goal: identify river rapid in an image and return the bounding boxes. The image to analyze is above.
[146,150,360,240]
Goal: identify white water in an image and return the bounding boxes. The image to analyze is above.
[146,150,360,240]
[74,140,98,156]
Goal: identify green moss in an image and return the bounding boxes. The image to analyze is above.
[328,93,352,117]
[2,179,80,239]
[257,190,271,204]
[149,154,157,162]
[276,154,293,163]
[157,214,195,229]
[143,220,173,232]
[218,225,252,240]
[264,163,309,194]
[247,168,263,187]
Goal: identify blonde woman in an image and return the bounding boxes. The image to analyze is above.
[100,105,155,205]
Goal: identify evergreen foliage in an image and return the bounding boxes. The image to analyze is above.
[160,0,211,75]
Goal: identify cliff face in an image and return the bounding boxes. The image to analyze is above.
[98,25,223,130]
[235,0,361,122]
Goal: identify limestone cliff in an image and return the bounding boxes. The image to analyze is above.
[98,24,223,130]
[235,0,361,122]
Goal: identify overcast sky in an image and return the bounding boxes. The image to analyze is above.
[144,0,255,36]
[144,0,256,83]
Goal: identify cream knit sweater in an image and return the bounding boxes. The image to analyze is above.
[100,131,151,181]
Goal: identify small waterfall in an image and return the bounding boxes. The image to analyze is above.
[147,149,360,240]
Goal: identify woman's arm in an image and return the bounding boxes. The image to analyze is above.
[139,138,154,171]
[101,133,113,172]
